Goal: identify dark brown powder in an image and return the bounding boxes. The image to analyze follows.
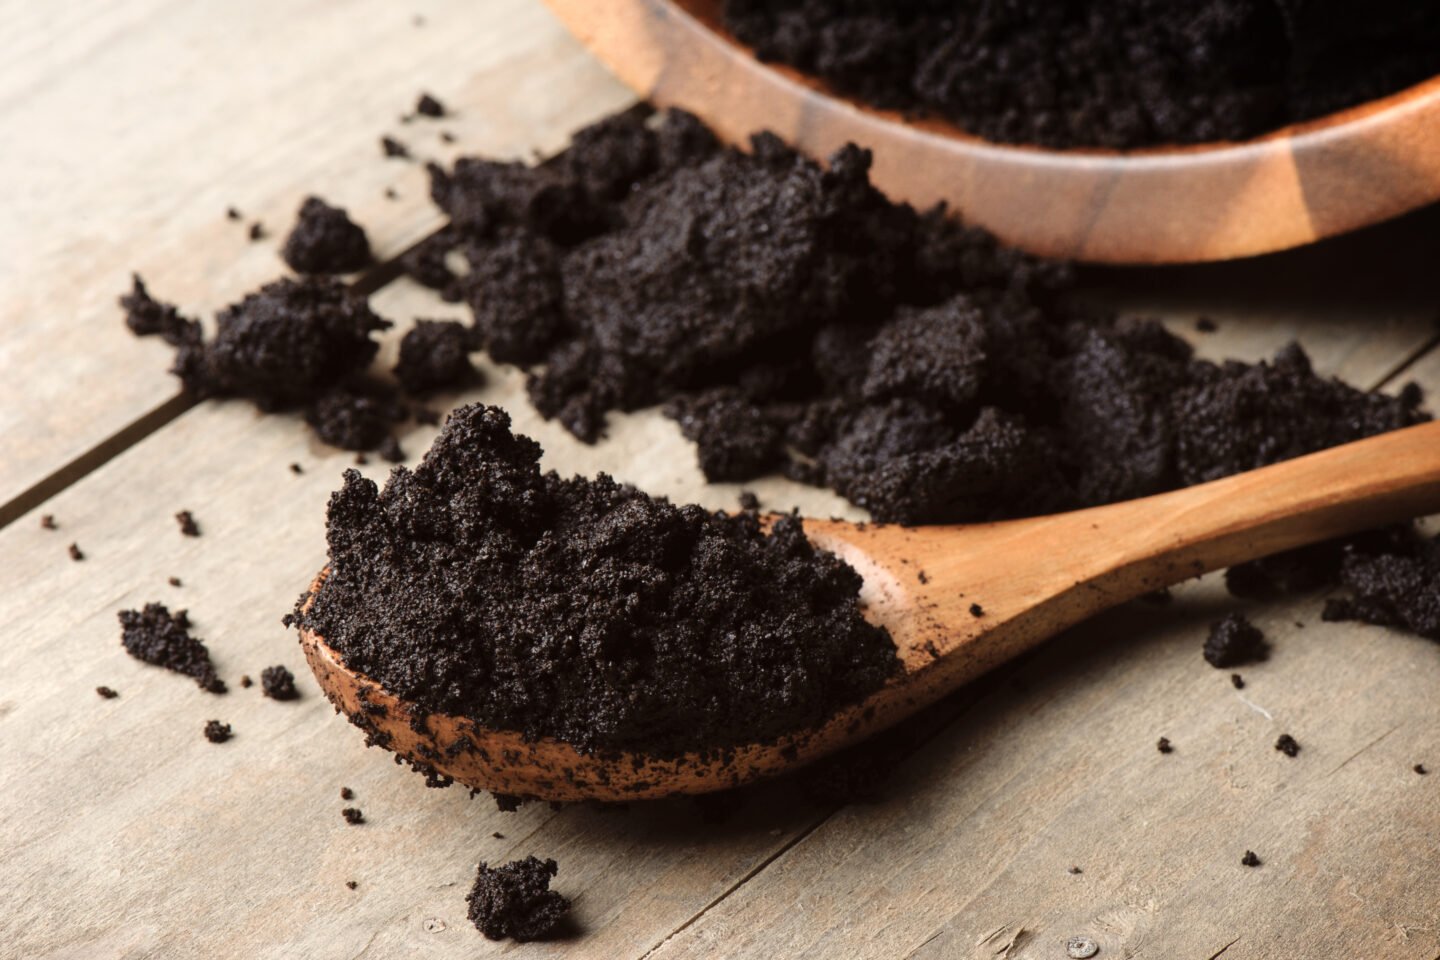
[281,196,372,275]
[288,404,896,758]
[40,514,56,530]
[342,807,365,824]
[260,665,300,701]
[1321,530,1440,639]
[340,787,354,800]
[203,720,232,743]
[1275,733,1301,757]
[175,510,200,537]
[1203,614,1269,668]
[1241,850,1262,867]
[466,857,571,942]
[721,1,1440,149]
[95,686,119,699]
[416,93,445,118]
[1156,736,1174,754]
[168,576,182,587]
[68,543,84,561]
[381,136,410,159]
[393,319,476,394]
[119,603,226,694]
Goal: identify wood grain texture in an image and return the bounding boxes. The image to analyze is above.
[0,0,634,523]
[541,0,1440,265]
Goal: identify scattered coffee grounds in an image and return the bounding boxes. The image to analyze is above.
[492,832,504,839]
[721,1,1440,149]
[346,880,358,890]
[1156,736,1173,754]
[290,404,896,758]
[227,207,242,221]
[393,319,475,393]
[122,276,411,455]
[1203,614,1269,668]
[342,807,365,824]
[261,665,300,701]
[1196,317,1219,334]
[1068,866,1082,875]
[249,222,265,242]
[1241,850,1262,868]
[381,136,410,159]
[175,510,200,537]
[969,603,984,618]
[340,786,354,800]
[240,674,253,688]
[416,93,445,118]
[1231,673,1245,690]
[1415,764,1428,775]
[413,107,1426,528]
[1321,530,1440,640]
[68,543,84,561]
[204,720,232,743]
[168,576,182,587]
[466,857,571,943]
[290,463,304,475]
[118,603,226,693]
[1275,733,1301,757]
[40,514,56,530]
[96,686,119,699]
[282,197,372,275]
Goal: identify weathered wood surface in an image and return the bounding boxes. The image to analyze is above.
[2,2,1440,958]
[0,0,633,524]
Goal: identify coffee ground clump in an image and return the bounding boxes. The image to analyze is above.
[68,543,84,562]
[1203,613,1269,668]
[1275,733,1301,757]
[416,93,445,118]
[96,686,119,699]
[281,196,372,275]
[1321,530,1440,640]
[118,602,226,693]
[721,1,1440,149]
[466,857,571,942]
[203,720,232,743]
[342,807,365,824]
[289,404,896,758]
[393,319,475,394]
[175,510,200,537]
[260,665,300,701]
[1241,850,1262,867]
[412,107,1426,528]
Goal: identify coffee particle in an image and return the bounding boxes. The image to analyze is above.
[1068,866,1082,875]
[1415,763,1428,775]
[40,514,56,530]
[261,664,300,701]
[355,453,369,465]
[168,576,182,587]
[381,136,410,159]
[492,832,504,839]
[1275,733,1301,758]
[346,880,358,890]
[1203,614,1268,668]
[1241,850,1261,868]
[175,510,200,537]
[384,187,398,200]
[377,435,405,463]
[249,222,265,242]
[466,857,571,942]
[290,463,304,475]
[227,207,242,221]
[281,196,372,275]
[416,93,445,118]
[340,787,354,800]
[204,720,232,743]
[118,602,226,693]
[342,807,365,825]
[239,674,253,688]
[969,603,984,618]
[1156,736,1173,754]
[96,686,119,699]
[440,131,456,144]
[68,542,84,561]
[1230,673,1245,689]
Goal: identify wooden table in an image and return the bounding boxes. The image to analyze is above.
[2,2,1437,957]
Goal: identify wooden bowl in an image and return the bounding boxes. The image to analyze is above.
[542,0,1440,264]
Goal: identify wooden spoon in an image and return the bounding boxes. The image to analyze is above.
[540,0,1440,264]
[301,421,1440,802]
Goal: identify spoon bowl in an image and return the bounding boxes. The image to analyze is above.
[301,421,1440,802]
[541,0,1440,264]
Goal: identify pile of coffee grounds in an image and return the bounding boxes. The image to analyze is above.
[281,197,371,275]
[1203,614,1269,668]
[289,404,896,757]
[410,107,1427,526]
[1321,530,1440,640]
[203,720,232,743]
[118,603,226,694]
[1275,733,1301,757]
[260,665,299,701]
[466,857,571,942]
[122,275,413,455]
[393,319,475,394]
[721,0,1440,149]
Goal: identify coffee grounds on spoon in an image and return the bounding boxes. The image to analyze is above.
[288,404,896,758]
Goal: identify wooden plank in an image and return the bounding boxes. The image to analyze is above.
[0,0,634,521]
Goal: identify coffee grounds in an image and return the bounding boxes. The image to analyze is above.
[393,319,475,394]
[1321,529,1440,640]
[416,93,445,118]
[1275,733,1301,757]
[289,404,896,758]
[377,436,405,463]
[1203,614,1269,668]
[412,107,1427,527]
[290,463,304,475]
[175,510,200,537]
[721,1,1440,150]
[342,807,365,824]
[227,207,242,221]
[382,136,410,159]
[340,786,354,800]
[240,675,253,688]
[1241,850,1262,867]
[281,197,372,275]
[1416,764,1428,775]
[96,686,119,699]
[304,381,407,452]
[261,665,300,701]
[204,720,232,743]
[121,275,199,346]
[1156,736,1173,754]
[249,222,265,242]
[40,514,56,530]
[68,543,84,561]
[466,857,571,942]
[119,603,226,693]
[493,794,523,813]
[1231,673,1245,689]
[168,576,182,587]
